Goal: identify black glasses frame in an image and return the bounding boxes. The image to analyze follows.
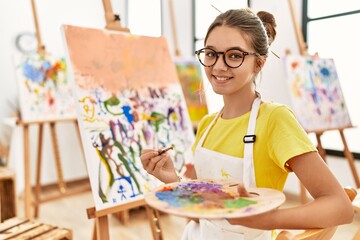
[194,47,259,68]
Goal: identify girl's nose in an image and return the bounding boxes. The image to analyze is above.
[213,54,228,70]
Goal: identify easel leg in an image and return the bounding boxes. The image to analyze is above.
[23,124,32,219]
[115,210,130,224]
[74,120,87,166]
[354,227,360,240]
[34,123,44,218]
[339,130,360,188]
[49,122,66,193]
[92,221,97,240]
[145,205,163,240]
[315,133,327,161]
[95,215,110,240]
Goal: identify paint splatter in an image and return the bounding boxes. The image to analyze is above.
[15,53,76,121]
[155,181,257,211]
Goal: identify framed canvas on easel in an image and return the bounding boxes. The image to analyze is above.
[285,0,360,203]
[62,1,195,239]
[168,0,208,128]
[12,0,87,219]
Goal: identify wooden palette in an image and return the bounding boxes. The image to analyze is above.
[145,179,286,219]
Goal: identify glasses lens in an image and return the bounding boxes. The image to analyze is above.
[197,48,217,67]
[224,49,246,68]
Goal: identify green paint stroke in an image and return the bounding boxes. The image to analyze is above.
[223,198,257,209]
[103,95,123,115]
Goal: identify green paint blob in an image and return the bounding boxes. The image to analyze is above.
[223,198,257,209]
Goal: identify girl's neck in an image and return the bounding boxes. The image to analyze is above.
[222,92,258,119]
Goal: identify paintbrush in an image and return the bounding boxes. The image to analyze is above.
[158,146,174,155]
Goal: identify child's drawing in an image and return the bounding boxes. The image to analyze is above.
[284,55,351,132]
[62,25,195,210]
[15,53,76,122]
[175,59,208,123]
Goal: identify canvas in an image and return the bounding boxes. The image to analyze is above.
[174,58,208,124]
[62,25,195,210]
[283,55,352,132]
[14,53,76,122]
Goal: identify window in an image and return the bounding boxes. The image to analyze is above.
[304,1,360,153]
[307,1,360,18]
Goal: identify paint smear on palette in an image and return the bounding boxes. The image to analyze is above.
[156,182,256,211]
[145,180,286,219]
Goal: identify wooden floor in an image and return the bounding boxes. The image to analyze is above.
[14,187,360,240]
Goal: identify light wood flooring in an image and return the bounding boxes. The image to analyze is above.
[14,187,360,240]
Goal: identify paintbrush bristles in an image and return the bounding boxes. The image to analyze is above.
[158,146,174,155]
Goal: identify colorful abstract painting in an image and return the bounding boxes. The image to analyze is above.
[14,53,76,122]
[175,58,208,124]
[62,25,195,210]
[145,179,285,219]
[283,55,352,132]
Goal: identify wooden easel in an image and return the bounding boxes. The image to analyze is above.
[19,118,89,219]
[168,0,208,131]
[19,0,90,219]
[288,0,360,203]
[87,199,163,240]
[169,0,181,57]
[101,0,130,32]
[86,1,163,239]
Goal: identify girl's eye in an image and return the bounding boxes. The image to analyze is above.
[206,52,216,58]
[228,51,244,60]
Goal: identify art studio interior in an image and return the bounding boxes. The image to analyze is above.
[0,0,360,239]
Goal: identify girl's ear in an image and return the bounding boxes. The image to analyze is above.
[254,58,266,74]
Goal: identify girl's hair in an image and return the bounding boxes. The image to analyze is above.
[204,8,277,58]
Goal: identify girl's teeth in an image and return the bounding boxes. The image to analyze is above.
[216,76,229,81]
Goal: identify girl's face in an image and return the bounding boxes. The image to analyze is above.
[204,26,259,98]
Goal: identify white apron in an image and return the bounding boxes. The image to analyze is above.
[181,98,271,240]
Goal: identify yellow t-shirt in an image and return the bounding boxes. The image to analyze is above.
[192,101,317,190]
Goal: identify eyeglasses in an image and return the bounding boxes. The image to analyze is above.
[194,47,260,68]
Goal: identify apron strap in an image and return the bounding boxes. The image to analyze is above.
[243,97,261,188]
[195,109,223,150]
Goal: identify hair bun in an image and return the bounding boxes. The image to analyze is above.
[257,11,277,46]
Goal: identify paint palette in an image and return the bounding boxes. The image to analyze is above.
[145,179,286,219]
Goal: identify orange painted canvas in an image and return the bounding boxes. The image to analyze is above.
[62,25,195,211]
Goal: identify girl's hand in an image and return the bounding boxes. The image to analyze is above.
[183,163,197,179]
[237,182,252,197]
[140,149,179,183]
[227,182,271,228]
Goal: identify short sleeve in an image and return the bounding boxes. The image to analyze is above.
[266,106,317,171]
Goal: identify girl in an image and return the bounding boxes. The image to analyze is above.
[140,8,353,240]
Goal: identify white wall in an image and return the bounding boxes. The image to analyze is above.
[1,0,110,193]
[1,0,359,196]
[252,0,300,105]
